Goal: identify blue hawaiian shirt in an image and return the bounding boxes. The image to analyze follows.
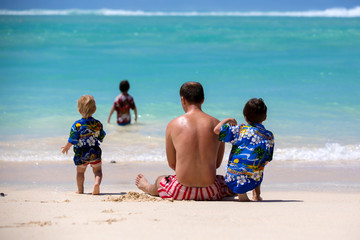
[68,117,106,165]
[219,123,274,194]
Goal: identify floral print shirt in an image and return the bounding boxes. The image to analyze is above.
[219,123,274,194]
[113,93,136,124]
[68,117,106,149]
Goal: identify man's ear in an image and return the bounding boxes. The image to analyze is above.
[180,96,184,103]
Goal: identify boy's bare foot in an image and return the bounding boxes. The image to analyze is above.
[76,187,84,194]
[92,184,100,195]
[252,195,263,201]
[135,174,151,194]
[252,188,263,201]
[238,193,250,202]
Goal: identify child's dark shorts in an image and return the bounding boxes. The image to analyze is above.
[73,145,102,168]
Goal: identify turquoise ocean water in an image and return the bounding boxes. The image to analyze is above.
[0,10,359,163]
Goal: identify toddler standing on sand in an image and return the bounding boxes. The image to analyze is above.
[62,95,106,195]
[214,98,274,201]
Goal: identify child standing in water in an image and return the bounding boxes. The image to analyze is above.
[214,98,274,201]
[108,80,137,125]
[62,95,106,195]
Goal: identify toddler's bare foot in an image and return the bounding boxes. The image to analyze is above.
[76,187,84,194]
[92,184,100,195]
[238,193,250,202]
[135,174,151,194]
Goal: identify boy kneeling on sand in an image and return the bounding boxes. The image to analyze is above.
[214,98,274,201]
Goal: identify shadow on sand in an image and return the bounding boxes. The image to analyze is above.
[85,192,304,203]
[222,196,304,203]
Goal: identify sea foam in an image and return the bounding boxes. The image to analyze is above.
[1,7,360,17]
[274,143,360,162]
[0,138,358,163]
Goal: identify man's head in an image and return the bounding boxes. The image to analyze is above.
[119,80,130,93]
[243,98,267,124]
[78,95,96,118]
[179,82,204,105]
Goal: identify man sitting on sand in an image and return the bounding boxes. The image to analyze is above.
[136,82,231,200]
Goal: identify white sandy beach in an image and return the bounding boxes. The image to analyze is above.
[1,161,360,240]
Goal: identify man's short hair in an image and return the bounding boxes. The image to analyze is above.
[78,95,96,118]
[243,98,267,124]
[119,80,130,92]
[179,82,204,104]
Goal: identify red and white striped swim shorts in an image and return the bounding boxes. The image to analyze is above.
[157,175,231,201]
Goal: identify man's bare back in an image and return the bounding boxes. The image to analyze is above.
[166,106,224,187]
[135,82,227,200]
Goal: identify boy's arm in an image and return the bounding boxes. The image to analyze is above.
[107,106,115,123]
[98,123,106,142]
[133,107,138,122]
[61,142,73,154]
[213,118,238,135]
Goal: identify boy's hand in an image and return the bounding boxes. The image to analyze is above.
[61,147,68,154]
[214,118,238,135]
[61,142,72,154]
[225,118,237,126]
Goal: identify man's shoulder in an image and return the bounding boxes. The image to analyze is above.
[167,112,219,129]
[167,115,183,128]
[199,111,220,126]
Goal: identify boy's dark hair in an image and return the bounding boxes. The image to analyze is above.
[243,98,267,124]
[179,82,204,104]
[119,80,130,92]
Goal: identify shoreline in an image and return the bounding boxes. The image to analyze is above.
[1,160,359,192]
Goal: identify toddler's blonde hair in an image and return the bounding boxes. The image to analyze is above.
[77,95,96,118]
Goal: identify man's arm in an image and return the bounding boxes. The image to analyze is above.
[165,122,176,171]
[216,142,225,169]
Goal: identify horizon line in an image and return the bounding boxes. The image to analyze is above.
[0,6,360,17]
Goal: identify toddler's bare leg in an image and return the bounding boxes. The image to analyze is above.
[252,185,263,201]
[135,174,166,196]
[238,193,250,202]
[92,165,102,195]
[76,166,87,194]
